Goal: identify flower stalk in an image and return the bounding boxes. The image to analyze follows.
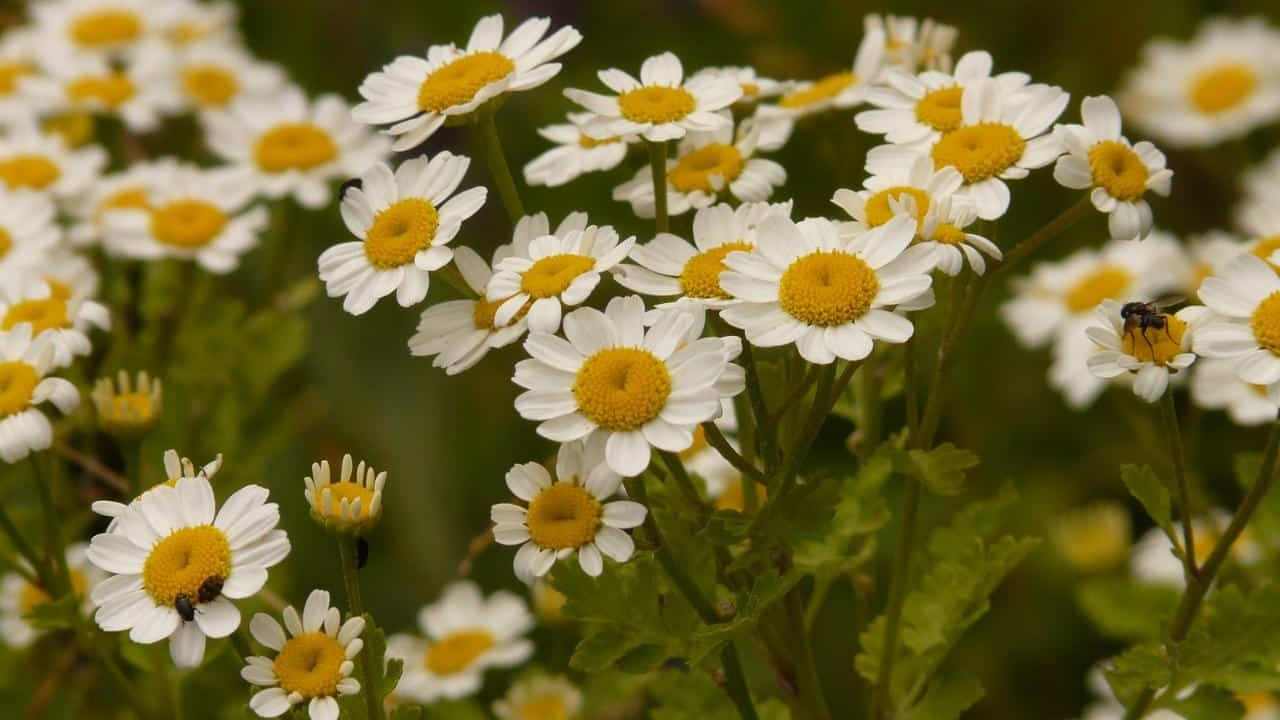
[337,537,385,720]
[476,107,526,224]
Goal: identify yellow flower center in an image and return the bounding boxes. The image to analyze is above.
[69,9,143,49]
[1063,265,1133,313]
[915,86,963,132]
[1239,692,1278,715]
[1251,235,1280,272]
[1087,141,1148,202]
[778,72,856,109]
[533,582,567,622]
[518,695,570,720]
[521,254,596,299]
[778,251,879,327]
[316,482,376,520]
[425,629,495,676]
[526,483,603,550]
[668,143,744,194]
[44,112,95,148]
[1051,506,1129,573]
[0,228,9,259]
[680,242,752,299]
[932,223,967,246]
[0,62,33,96]
[20,570,88,614]
[363,199,439,269]
[474,296,529,330]
[1251,291,1280,356]
[167,23,206,46]
[740,82,760,98]
[68,73,136,108]
[273,632,348,698]
[714,479,767,513]
[1121,313,1187,366]
[141,525,232,607]
[100,186,150,218]
[1189,62,1257,115]
[181,65,239,108]
[577,133,619,149]
[573,348,672,432]
[931,123,1026,184]
[618,86,697,124]
[417,51,515,113]
[150,200,228,249]
[99,391,155,427]
[0,361,38,417]
[864,186,930,228]
[3,297,70,334]
[253,123,338,173]
[0,155,60,191]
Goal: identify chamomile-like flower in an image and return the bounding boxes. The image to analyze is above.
[865,14,957,73]
[1192,358,1280,426]
[514,295,741,477]
[486,220,634,334]
[493,675,583,720]
[1053,96,1172,242]
[523,112,631,188]
[90,449,223,526]
[1179,230,1247,300]
[37,48,181,132]
[1085,299,1204,403]
[1237,199,1280,255]
[492,438,647,580]
[756,25,886,123]
[1048,502,1131,573]
[33,0,154,57]
[915,196,1002,276]
[0,279,109,368]
[304,454,385,535]
[1195,253,1280,385]
[92,369,162,437]
[831,154,962,236]
[0,29,59,124]
[319,154,486,315]
[68,158,176,248]
[388,581,534,703]
[0,543,102,648]
[689,65,789,105]
[103,164,268,273]
[155,0,238,49]
[87,472,289,667]
[174,42,287,113]
[719,214,933,365]
[611,119,785,218]
[0,127,105,201]
[242,589,364,720]
[566,52,740,143]
[0,189,61,282]
[204,87,388,208]
[353,14,581,151]
[614,201,792,307]
[0,326,77,464]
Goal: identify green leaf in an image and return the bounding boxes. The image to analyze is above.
[1103,643,1171,708]
[1164,687,1245,720]
[1177,585,1280,693]
[906,443,979,496]
[900,672,984,720]
[389,706,424,720]
[360,614,401,702]
[792,446,892,574]
[1075,577,1179,641]
[1120,464,1172,534]
[24,592,81,631]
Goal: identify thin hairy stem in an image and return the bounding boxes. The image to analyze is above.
[337,536,385,720]
[476,108,526,224]
[1160,392,1198,580]
[700,421,764,483]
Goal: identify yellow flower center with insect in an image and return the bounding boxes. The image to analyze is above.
[521,254,596,299]
[182,65,240,108]
[68,73,136,108]
[151,200,228,249]
[714,479,767,513]
[577,133,619,149]
[253,123,337,173]
[0,62,33,96]
[315,482,376,521]
[573,348,672,432]
[526,483,603,550]
[668,143,744,194]
[2,297,70,335]
[1189,62,1257,115]
[618,86,697,124]
[20,569,88,614]
[932,223,967,246]
[0,361,38,417]
[0,155,60,191]
[778,72,855,109]
[363,199,439,269]
[141,525,232,607]
[915,86,963,132]
[43,112,95,148]
[1063,265,1133,313]
[778,251,879,327]
[518,695,570,720]
[931,123,1025,184]
[69,10,143,49]
[1251,235,1280,272]
[425,629,495,676]
[680,242,753,299]
[417,51,515,113]
[864,186,930,228]
[273,632,348,698]
[1087,141,1148,202]
[1121,313,1187,366]
[1251,292,1280,356]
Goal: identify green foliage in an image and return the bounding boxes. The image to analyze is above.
[791,445,892,575]
[898,672,985,720]
[24,593,81,632]
[903,443,979,496]
[1178,585,1280,692]
[1120,464,1172,537]
[1103,642,1171,708]
[1075,577,1178,641]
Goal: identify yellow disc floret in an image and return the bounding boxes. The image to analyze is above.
[0,62,33,96]
[779,72,855,109]
[1063,265,1133,313]
[526,483,603,550]
[1122,313,1187,366]
[363,199,439,269]
[517,695,570,720]
[521,255,596,299]
[0,361,38,417]
[417,52,515,113]
[0,228,10,259]
[1251,292,1280,355]
[69,10,142,49]
[273,632,348,698]
[1251,236,1280,271]
[714,479,767,513]
[67,73,136,108]
[931,123,1026,184]
[0,155,60,191]
[182,65,240,108]
[141,525,231,607]
[618,86,697,124]
[668,144,744,194]
[931,223,968,246]
[425,629,495,676]
[315,482,377,521]
[915,86,963,132]
[573,348,672,432]
[778,252,879,326]
[1189,63,1257,115]
[253,123,337,173]
[864,186,930,228]
[3,297,70,334]
[679,242,752,299]
[43,112,95,148]
[1088,141,1149,202]
[151,200,229,249]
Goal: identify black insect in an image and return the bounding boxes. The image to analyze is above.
[175,594,195,622]
[197,576,225,604]
[1121,296,1184,356]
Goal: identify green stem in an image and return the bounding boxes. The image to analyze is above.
[1160,392,1198,580]
[904,338,920,438]
[436,263,478,299]
[477,109,526,224]
[161,656,185,720]
[648,140,670,234]
[768,364,821,426]
[32,457,69,594]
[788,592,832,720]
[659,450,708,522]
[856,351,882,458]
[0,504,47,589]
[871,474,922,719]
[700,422,764,483]
[337,537,385,720]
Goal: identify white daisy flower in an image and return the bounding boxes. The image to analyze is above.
[565,52,740,143]
[514,295,741,477]
[1195,253,1280,385]
[173,41,287,113]
[87,471,290,667]
[523,112,631,188]
[1119,17,1280,148]
[1240,146,1280,206]
[35,47,181,132]
[91,368,162,436]
[492,437,647,580]
[611,118,786,218]
[864,14,958,73]
[33,0,154,57]
[719,214,934,365]
[486,220,634,334]
[90,449,223,528]
[204,87,389,208]
[0,543,102,648]
[0,189,61,283]
[388,581,534,703]
[649,303,746,399]
[1192,358,1280,426]
[831,154,962,236]
[493,674,583,720]
[0,325,77,464]
[915,195,1002,276]
[0,127,105,201]
[242,589,365,720]
[755,24,886,125]
[1237,197,1280,254]
[303,454,386,535]
[68,158,178,248]
[854,50,1029,148]
[353,14,581,151]
[1085,299,1204,403]
[0,29,61,124]
[318,153,487,315]
[867,78,1069,220]
[688,65,790,105]
[409,246,528,375]
[613,201,792,307]
[103,164,268,274]
[1053,96,1173,242]
[40,250,101,305]
[0,278,109,368]
[1179,230,1247,300]
[154,0,239,49]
